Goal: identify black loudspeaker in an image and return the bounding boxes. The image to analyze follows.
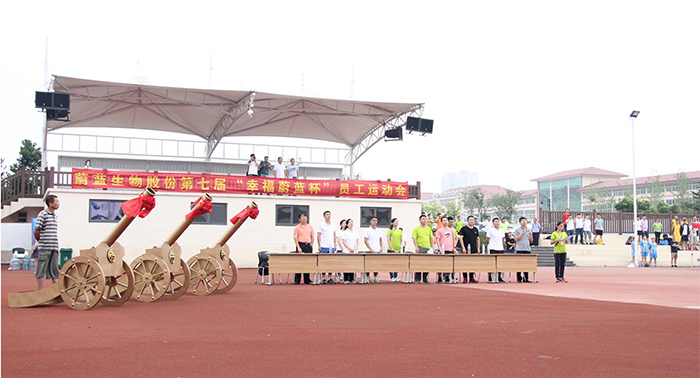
[405,116,434,134]
[35,91,70,110]
[406,116,421,132]
[385,127,402,140]
[419,118,434,134]
[46,109,69,120]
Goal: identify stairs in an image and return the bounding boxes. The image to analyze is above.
[531,246,576,267]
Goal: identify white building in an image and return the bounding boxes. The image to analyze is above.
[441,170,478,192]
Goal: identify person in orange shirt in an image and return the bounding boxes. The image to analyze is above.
[293,212,314,284]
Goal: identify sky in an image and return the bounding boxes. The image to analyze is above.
[1,0,699,193]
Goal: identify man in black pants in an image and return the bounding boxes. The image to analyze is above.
[514,216,534,283]
[293,212,314,284]
[458,215,480,283]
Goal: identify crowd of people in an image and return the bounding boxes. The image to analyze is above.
[290,210,546,285]
[246,154,299,179]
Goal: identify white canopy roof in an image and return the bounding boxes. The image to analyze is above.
[49,76,423,162]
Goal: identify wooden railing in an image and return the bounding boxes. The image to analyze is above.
[539,209,699,235]
[2,170,421,206]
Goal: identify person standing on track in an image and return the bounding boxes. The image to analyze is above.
[593,214,604,245]
[458,215,480,283]
[293,212,314,285]
[652,219,663,245]
[486,217,506,283]
[364,217,384,283]
[412,214,435,284]
[387,218,403,282]
[551,221,569,283]
[317,210,337,284]
[514,216,534,283]
[341,219,359,283]
[34,194,60,290]
[435,216,456,283]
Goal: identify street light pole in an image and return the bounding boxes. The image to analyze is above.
[630,110,640,267]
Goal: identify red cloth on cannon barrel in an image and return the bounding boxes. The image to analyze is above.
[185,197,213,220]
[230,206,259,224]
[121,196,156,218]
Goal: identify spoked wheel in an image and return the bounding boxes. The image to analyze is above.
[163,259,190,300]
[187,255,222,296]
[130,255,170,302]
[100,261,134,306]
[59,256,106,311]
[214,258,238,294]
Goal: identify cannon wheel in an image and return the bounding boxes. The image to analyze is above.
[131,255,170,302]
[214,258,238,294]
[59,256,106,311]
[163,259,190,300]
[187,254,222,296]
[100,261,134,307]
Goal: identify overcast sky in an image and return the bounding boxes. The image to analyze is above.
[2,0,699,192]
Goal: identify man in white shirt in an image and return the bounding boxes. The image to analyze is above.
[574,214,584,245]
[485,217,506,283]
[317,210,337,284]
[287,158,299,179]
[364,217,384,283]
[273,156,287,179]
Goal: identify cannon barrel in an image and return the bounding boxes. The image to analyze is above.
[103,187,156,247]
[215,202,257,247]
[164,193,212,246]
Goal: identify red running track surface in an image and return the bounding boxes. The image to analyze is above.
[2,266,698,378]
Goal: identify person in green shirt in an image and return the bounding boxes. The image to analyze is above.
[454,216,464,236]
[387,218,404,282]
[652,219,663,243]
[412,214,435,284]
[500,218,510,233]
[550,221,570,283]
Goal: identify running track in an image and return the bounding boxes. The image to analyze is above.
[2,266,698,377]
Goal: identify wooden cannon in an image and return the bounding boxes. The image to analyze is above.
[187,202,259,296]
[8,188,156,311]
[130,194,213,302]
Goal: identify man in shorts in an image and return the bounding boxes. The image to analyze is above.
[34,194,61,289]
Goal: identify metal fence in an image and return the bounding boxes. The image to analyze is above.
[539,210,699,235]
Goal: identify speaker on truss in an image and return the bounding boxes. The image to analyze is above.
[385,127,403,141]
[35,91,70,110]
[46,109,69,120]
[405,116,434,134]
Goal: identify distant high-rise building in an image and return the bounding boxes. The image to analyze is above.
[441,170,478,192]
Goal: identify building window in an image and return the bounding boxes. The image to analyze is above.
[664,199,677,205]
[636,187,647,195]
[360,207,392,228]
[611,189,625,197]
[192,203,228,225]
[665,184,678,192]
[690,182,700,191]
[89,199,124,222]
[275,205,310,226]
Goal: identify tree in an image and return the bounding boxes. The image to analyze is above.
[0,158,9,179]
[489,189,521,221]
[9,139,42,174]
[444,200,462,218]
[656,202,670,213]
[647,175,665,211]
[674,172,690,212]
[614,195,651,212]
[460,188,486,220]
[421,202,446,218]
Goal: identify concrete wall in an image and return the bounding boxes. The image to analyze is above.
[46,188,422,268]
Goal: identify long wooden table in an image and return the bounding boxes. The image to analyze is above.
[267,253,538,284]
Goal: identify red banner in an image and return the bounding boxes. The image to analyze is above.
[71,169,409,199]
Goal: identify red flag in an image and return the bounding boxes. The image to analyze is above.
[230,206,259,224]
[185,197,213,220]
[121,196,156,218]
